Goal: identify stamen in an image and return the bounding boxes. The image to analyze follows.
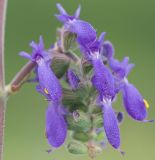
[143,99,149,109]
[44,88,49,95]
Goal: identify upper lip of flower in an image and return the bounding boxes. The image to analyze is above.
[109,57,135,79]
[55,3,81,23]
[19,36,50,63]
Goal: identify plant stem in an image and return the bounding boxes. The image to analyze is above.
[0,0,7,89]
[0,98,6,160]
[0,0,7,159]
[9,61,36,92]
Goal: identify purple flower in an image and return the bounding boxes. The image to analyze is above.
[20,36,62,102]
[91,58,121,149]
[55,4,106,59]
[101,41,114,59]
[46,101,67,148]
[64,20,97,55]
[55,3,81,23]
[101,102,120,149]
[122,82,149,121]
[67,69,80,90]
[91,58,115,100]
[109,57,135,79]
[19,36,49,62]
[65,21,106,58]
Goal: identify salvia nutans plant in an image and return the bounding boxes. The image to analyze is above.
[0,2,154,160]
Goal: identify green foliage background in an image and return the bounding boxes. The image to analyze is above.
[4,0,155,159]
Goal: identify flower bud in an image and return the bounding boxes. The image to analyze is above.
[72,131,89,142]
[66,110,91,132]
[67,69,80,90]
[62,31,77,51]
[67,140,88,154]
[51,53,70,78]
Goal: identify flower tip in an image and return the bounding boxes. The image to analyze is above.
[118,148,125,156]
[56,3,67,15]
[19,51,32,60]
[46,149,52,154]
[142,119,154,123]
[122,56,129,64]
[38,35,44,49]
[74,4,81,18]
[39,35,43,43]
[98,32,106,45]
[29,40,38,50]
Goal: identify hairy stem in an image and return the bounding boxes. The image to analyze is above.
[9,61,36,92]
[0,0,7,159]
[0,0,7,89]
[0,98,6,160]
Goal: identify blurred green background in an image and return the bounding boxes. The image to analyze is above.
[3,0,155,159]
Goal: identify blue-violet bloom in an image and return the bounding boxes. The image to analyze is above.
[19,36,62,102]
[91,57,120,149]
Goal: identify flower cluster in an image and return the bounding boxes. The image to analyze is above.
[19,3,152,157]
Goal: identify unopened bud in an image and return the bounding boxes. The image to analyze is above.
[67,140,88,154]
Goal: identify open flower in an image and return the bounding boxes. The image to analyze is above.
[91,55,120,149]
[109,56,150,122]
[55,4,99,58]
[19,36,62,102]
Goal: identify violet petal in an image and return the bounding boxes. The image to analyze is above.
[122,83,147,121]
[102,104,120,149]
[46,102,67,148]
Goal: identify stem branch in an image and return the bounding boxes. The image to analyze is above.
[9,61,36,92]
